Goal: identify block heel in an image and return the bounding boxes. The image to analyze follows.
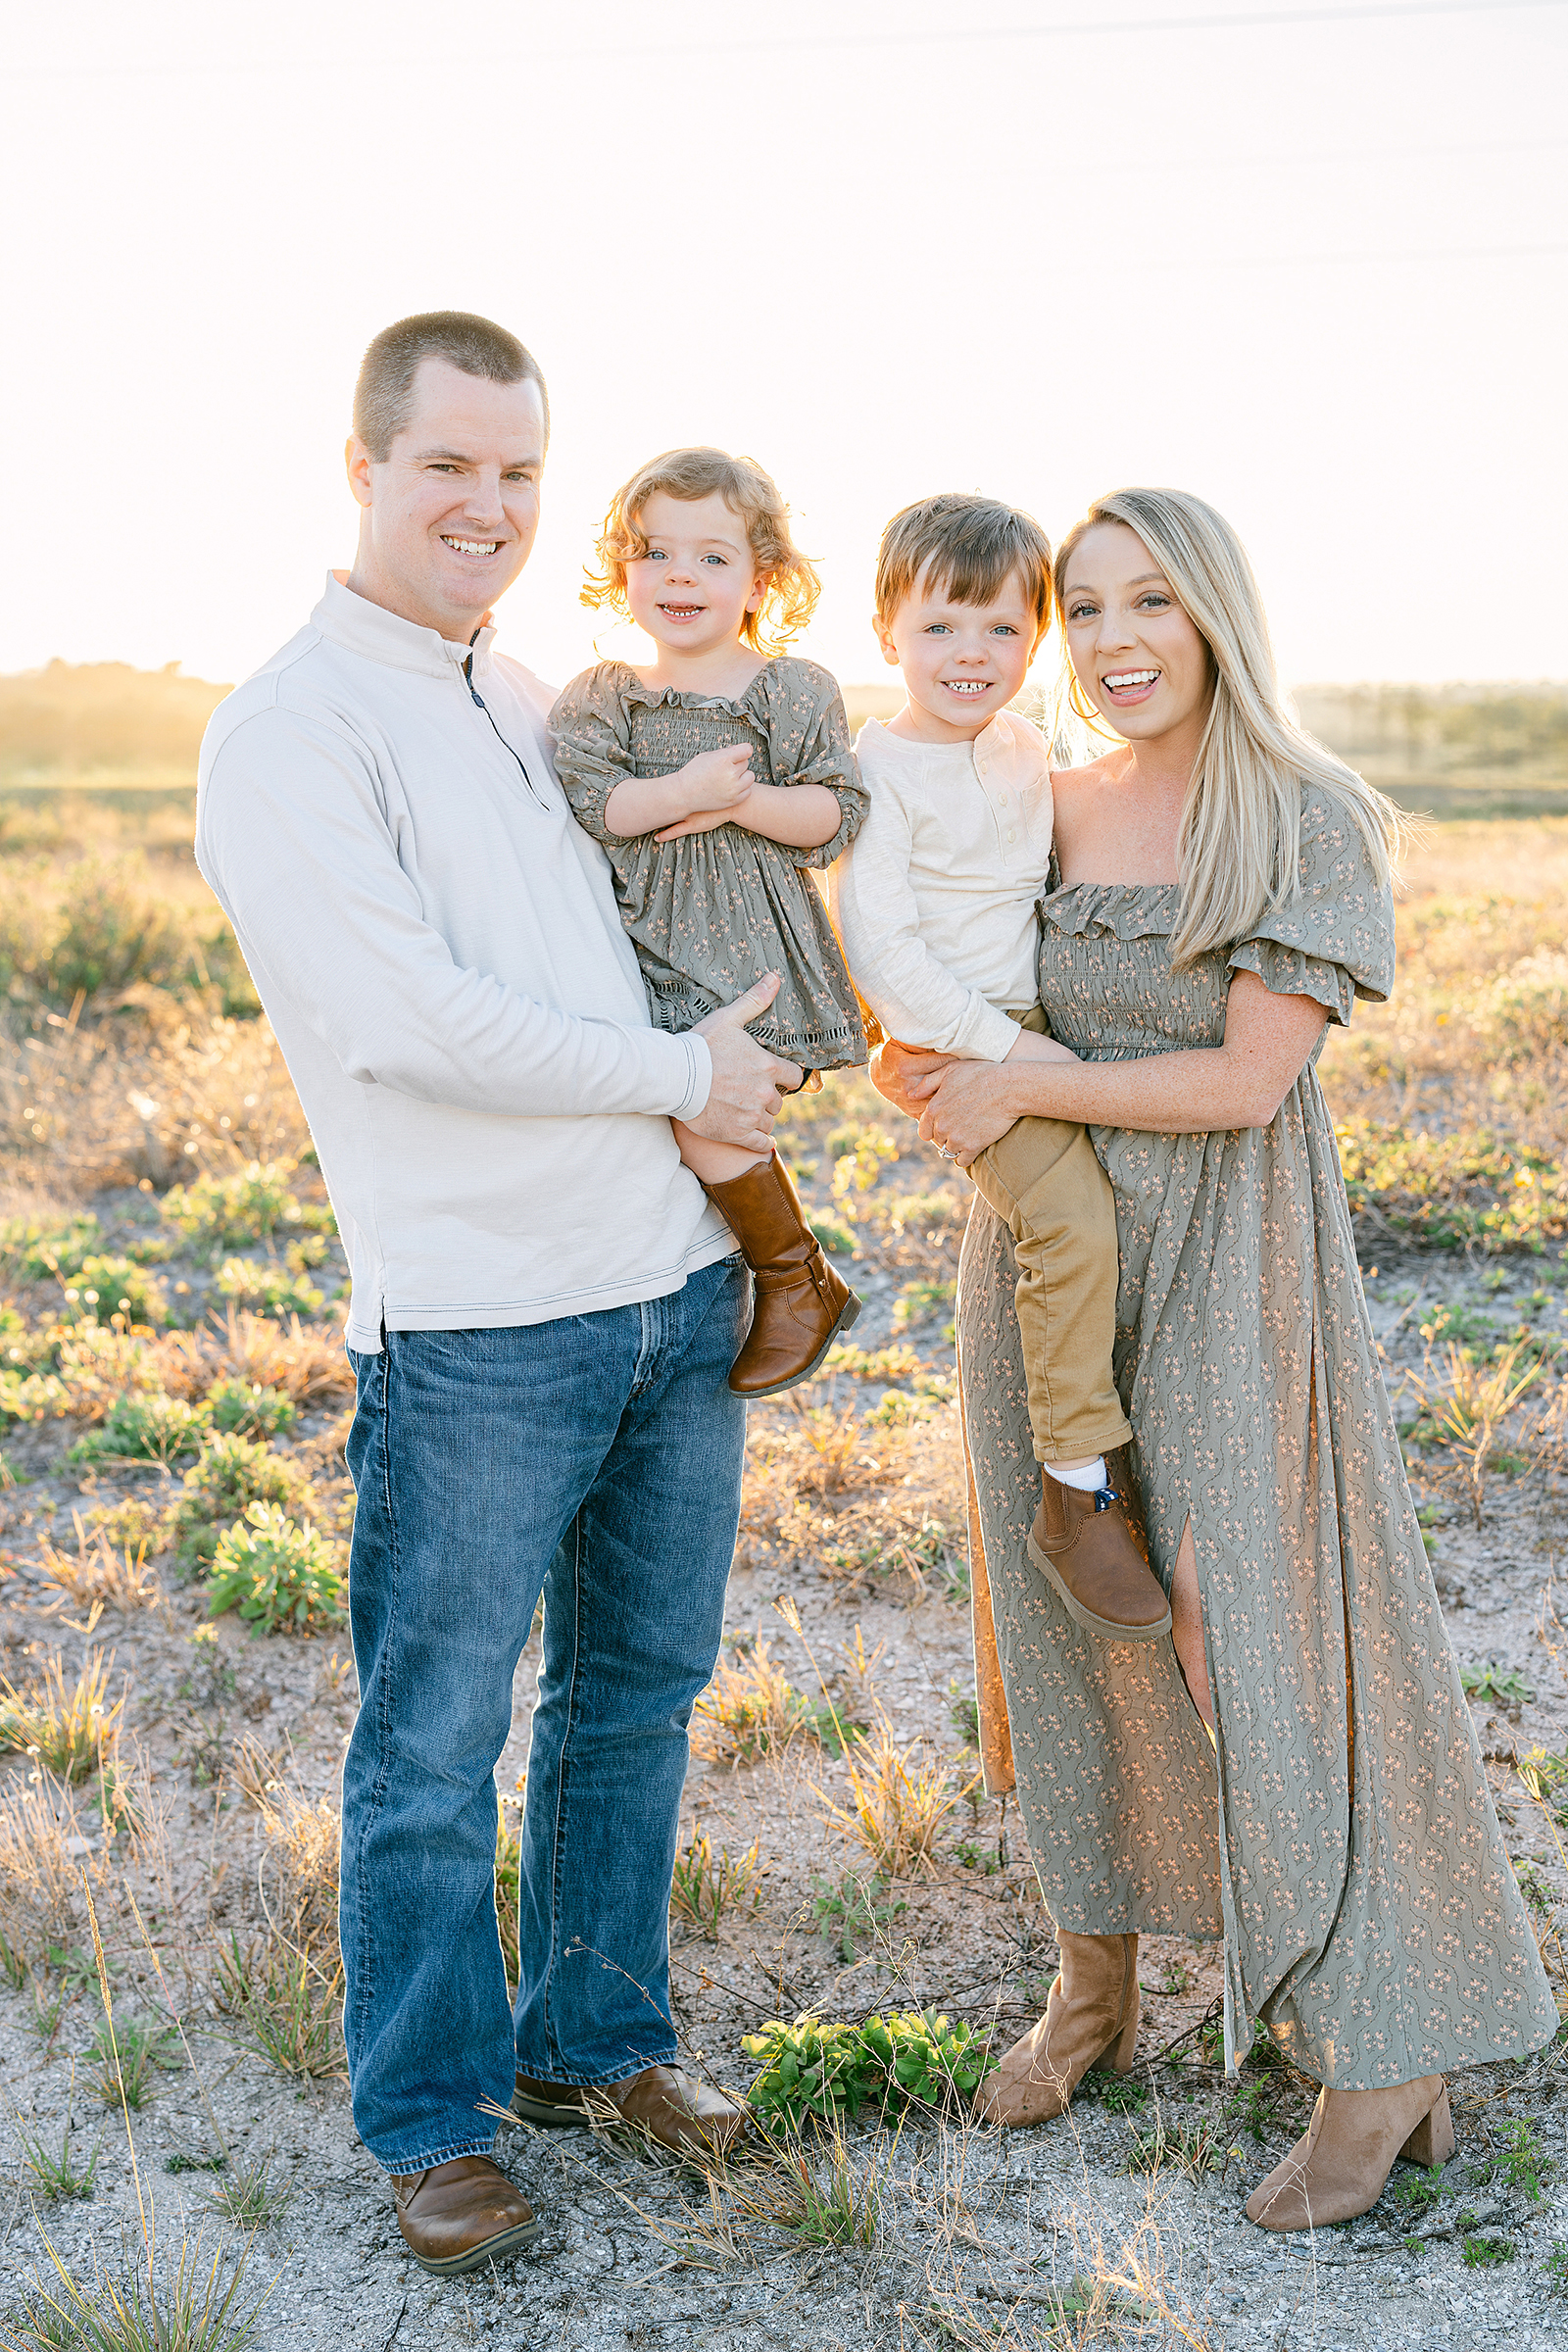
[1398,2084,1455,2168]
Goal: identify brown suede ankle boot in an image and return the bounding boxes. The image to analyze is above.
[1028,1472,1172,1641]
[973,1933,1140,2127]
[702,1151,861,1398]
[1245,2077,1454,2231]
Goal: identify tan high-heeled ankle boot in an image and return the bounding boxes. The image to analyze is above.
[701,1151,860,1397]
[1245,2075,1454,2231]
[973,1933,1139,2127]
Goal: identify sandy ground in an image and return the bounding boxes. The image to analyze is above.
[0,1201,1563,2351]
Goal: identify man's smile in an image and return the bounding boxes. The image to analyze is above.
[440,534,502,559]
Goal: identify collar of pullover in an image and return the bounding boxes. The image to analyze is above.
[859,709,1048,794]
[313,570,498,683]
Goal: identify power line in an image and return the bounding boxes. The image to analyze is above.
[1,0,1564,81]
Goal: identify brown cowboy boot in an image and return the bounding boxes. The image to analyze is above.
[513,2063,751,2161]
[701,1152,860,1397]
[1027,1469,1171,1641]
[1246,2077,1454,2231]
[389,2154,542,2276]
[973,1933,1140,2127]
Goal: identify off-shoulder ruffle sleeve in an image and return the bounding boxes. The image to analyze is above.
[547,666,636,847]
[1227,787,1395,1028]
[754,661,869,869]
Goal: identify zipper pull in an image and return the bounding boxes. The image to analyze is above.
[464,653,485,710]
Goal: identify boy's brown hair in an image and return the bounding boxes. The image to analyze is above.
[582,447,821,657]
[874,492,1054,648]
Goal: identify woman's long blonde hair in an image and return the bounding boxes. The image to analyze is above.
[1054,488,1402,967]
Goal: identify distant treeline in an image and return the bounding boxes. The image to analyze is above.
[0,661,230,775]
[0,662,1564,784]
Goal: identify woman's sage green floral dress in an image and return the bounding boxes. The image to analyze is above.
[958,790,1556,2087]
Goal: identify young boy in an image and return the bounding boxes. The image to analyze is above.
[828,492,1169,1642]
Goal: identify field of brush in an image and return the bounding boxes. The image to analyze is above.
[0,671,1563,2349]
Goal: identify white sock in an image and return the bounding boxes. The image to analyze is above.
[1046,1456,1107,1494]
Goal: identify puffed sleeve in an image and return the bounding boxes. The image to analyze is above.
[547,667,636,847]
[1227,785,1395,1027]
[763,662,870,869]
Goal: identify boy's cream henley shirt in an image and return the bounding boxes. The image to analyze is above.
[828,712,1054,1060]
[196,574,731,1353]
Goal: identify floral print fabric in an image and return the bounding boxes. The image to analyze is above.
[550,659,868,1067]
[958,790,1555,2085]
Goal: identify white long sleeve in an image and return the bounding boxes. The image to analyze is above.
[195,573,732,1348]
[827,714,1054,1061]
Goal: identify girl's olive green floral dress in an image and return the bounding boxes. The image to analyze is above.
[550,659,867,1068]
[958,790,1555,2087]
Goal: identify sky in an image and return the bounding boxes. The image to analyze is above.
[2,0,1564,697]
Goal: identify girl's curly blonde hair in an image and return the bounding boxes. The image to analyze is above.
[582,447,821,656]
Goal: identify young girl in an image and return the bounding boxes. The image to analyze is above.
[549,446,868,1397]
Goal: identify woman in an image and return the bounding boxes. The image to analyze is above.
[870,489,1554,2230]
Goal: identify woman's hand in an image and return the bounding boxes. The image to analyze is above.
[867,1035,957,1121]
[913,1059,1028,1165]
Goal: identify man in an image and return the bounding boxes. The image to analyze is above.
[197,312,796,2276]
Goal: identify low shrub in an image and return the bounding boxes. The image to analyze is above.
[206,1502,346,1635]
[1336,1121,1568,1253]
[743,2009,994,2129]
[68,1391,208,1466]
[214,1258,325,1319]
[204,1375,297,1441]
[55,1254,169,1327]
[0,1214,102,1282]
[161,1159,334,1259]
[166,1433,312,1577]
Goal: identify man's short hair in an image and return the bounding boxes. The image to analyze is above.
[352,312,550,463]
[874,492,1054,645]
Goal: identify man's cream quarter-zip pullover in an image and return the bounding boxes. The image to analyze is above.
[196,573,730,1352]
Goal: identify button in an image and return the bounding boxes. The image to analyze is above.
[997,791,1009,805]
[1006,827,1016,842]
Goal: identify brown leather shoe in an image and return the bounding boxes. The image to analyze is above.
[973,1933,1140,2128]
[1027,1471,1172,1641]
[390,2154,541,2276]
[512,2063,751,2161]
[700,1151,860,1397]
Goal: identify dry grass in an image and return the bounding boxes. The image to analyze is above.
[819,1714,976,1879]
[37,1513,163,1618]
[152,1307,352,1407]
[0,1649,123,1783]
[691,1639,826,1765]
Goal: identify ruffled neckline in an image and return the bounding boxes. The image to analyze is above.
[1039,877,1182,942]
[599,659,783,719]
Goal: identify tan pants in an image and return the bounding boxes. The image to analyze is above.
[966,1011,1131,1467]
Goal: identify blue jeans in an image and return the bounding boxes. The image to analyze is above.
[339,1257,747,2172]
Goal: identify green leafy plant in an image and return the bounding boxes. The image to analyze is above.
[891,1278,956,1334]
[55,1257,170,1329]
[0,1214,102,1282]
[1336,1121,1568,1254]
[1461,2232,1515,2267]
[213,1261,324,1320]
[1461,1660,1535,1706]
[160,1161,308,1259]
[742,2009,994,2129]
[205,1504,345,1637]
[202,1378,297,1442]
[69,1392,209,1468]
[165,1435,312,1578]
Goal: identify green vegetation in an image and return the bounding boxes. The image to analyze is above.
[742,2010,995,2128]
[205,1504,346,1637]
[1336,1122,1567,1253]
[1460,1660,1535,1706]
[166,1435,313,1579]
[808,1871,906,1961]
[70,1393,209,1468]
